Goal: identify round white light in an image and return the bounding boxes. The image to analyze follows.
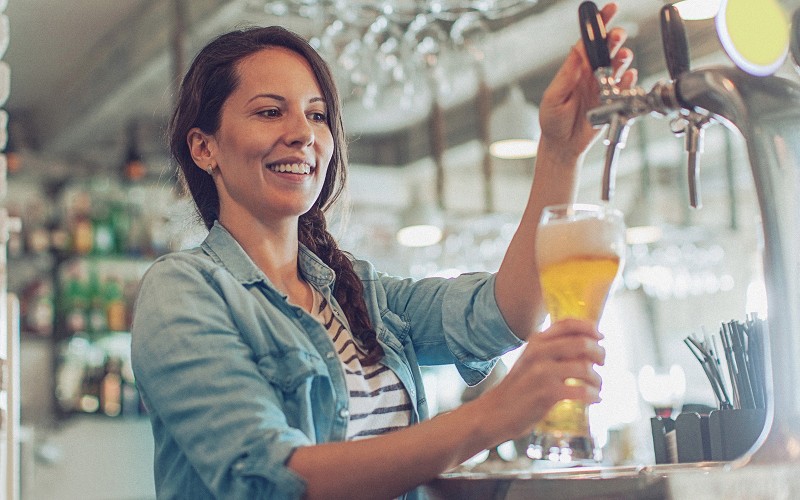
[396,224,443,247]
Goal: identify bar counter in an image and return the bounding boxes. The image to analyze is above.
[422,460,800,499]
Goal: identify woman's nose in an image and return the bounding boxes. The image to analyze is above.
[283,112,314,147]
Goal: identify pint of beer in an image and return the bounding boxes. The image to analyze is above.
[529,203,625,464]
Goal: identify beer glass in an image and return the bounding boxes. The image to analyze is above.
[528,203,626,464]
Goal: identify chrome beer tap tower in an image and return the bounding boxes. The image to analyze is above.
[578,0,800,464]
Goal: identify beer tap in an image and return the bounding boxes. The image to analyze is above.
[659,4,711,209]
[579,2,712,208]
[579,2,667,201]
[580,2,627,201]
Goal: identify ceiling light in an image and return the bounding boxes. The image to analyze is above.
[396,223,443,248]
[396,189,444,248]
[489,85,540,160]
[672,0,722,21]
[626,225,664,245]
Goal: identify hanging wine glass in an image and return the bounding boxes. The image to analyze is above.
[450,11,489,62]
[404,13,448,70]
[428,0,485,22]
[384,0,421,25]
[342,37,373,96]
[317,19,366,98]
[361,15,408,108]
[333,0,385,30]
[262,0,292,17]
[482,0,538,21]
[403,13,450,102]
[450,10,489,89]
[292,0,334,19]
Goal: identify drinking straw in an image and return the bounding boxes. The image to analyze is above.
[719,323,741,409]
[684,335,731,409]
[730,320,756,409]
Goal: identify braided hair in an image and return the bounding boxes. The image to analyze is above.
[168,26,383,364]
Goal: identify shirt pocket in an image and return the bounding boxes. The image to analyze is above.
[377,308,410,349]
[257,348,328,394]
[256,348,332,439]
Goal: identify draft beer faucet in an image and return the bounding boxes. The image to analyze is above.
[658,4,713,209]
[579,1,648,202]
[578,2,708,207]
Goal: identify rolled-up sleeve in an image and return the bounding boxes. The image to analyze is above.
[131,256,310,499]
[377,269,523,386]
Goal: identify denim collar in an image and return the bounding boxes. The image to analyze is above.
[201,221,336,290]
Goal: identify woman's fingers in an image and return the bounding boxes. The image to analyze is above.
[619,67,638,89]
[538,318,603,341]
[527,334,605,364]
[562,381,602,405]
[599,2,618,25]
[607,27,628,60]
[523,360,603,408]
[521,320,606,365]
[599,6,636,86]
[531,357,603,391]
[557,360,603,389]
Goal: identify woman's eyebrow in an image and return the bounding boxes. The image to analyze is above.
[246,94,327,105]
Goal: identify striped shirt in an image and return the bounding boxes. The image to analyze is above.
[310,287,412,440]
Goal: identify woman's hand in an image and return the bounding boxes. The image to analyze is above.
[538,2,637,161]
[478,319,606,440]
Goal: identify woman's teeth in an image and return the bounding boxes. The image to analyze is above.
[268,163,311,174]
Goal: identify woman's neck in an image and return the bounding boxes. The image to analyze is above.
[218,213,302,294]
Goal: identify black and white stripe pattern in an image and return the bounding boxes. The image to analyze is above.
[311,289,412,440]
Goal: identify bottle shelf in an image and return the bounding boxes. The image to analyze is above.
[5,176,198,422]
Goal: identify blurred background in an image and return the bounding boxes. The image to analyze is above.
[2,0,798,498]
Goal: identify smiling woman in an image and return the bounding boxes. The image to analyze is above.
[9,0,799,498]
[127,4,637,496]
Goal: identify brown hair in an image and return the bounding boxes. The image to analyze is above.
[169,26,382,364]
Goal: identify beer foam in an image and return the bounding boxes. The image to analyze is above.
[536,216,623,268]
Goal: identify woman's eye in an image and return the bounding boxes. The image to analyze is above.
[260,108,280,118]
[309,111,327,122]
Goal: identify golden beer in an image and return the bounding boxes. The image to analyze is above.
[530,204,625,464]
[539,256,620,325]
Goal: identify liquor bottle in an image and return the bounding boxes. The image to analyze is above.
[101,357,122,417]
[86,267,107,334]
[71,214,94,255]
[92,213,115,256]
[108,200,131,255]
[70,191,94,255]
[104,276,127,332]
[78,349,105,414]
[63,274,88,335]
[119,356,141,417]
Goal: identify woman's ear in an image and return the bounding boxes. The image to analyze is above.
[187,128,217,172]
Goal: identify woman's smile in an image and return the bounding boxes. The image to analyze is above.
[266,162,314,175]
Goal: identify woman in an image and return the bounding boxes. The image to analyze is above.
[131,3,635,498]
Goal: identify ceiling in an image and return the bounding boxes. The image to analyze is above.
[3,0,799,185]
[3,0,664,167]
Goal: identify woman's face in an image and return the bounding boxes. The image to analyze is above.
[207,47,334,227]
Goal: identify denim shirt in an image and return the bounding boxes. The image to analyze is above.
[131,222,523,499]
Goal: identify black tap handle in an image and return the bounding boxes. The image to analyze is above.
[791,8,800,73]
[579,1,611,70]
[660,4,691,79]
